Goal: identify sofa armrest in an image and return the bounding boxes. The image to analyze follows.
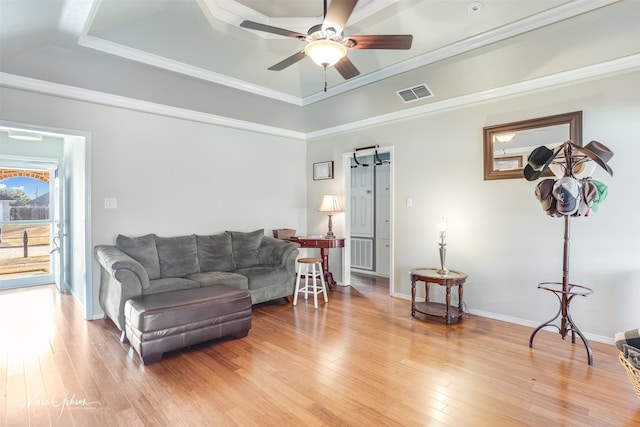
[258,236,300,267]
[94,245,150,331]
[95,245,150,290]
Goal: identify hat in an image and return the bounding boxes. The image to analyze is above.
[572,160,596,178]
[553,176,581,216]
[524,145,563,181]
[534,179,558,217]
[573,140,614,176]
[575,179,599,216]
[591,179,608,212]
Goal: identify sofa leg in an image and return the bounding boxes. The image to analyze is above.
[233,330,249,339]
[141,353,163,365]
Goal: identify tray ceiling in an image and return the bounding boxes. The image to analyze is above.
[80,0,571,101]
[1,0,636,135]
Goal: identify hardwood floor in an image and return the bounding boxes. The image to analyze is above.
[1,275,639,426]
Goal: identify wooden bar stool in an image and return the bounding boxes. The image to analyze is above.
[293,257,328,309]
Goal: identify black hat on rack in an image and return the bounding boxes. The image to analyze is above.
[524,145,563,181]
[572,140,614,176]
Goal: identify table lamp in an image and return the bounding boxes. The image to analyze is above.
[436,217,449,274]
[319,194,342,239]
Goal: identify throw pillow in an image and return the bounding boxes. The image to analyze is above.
[155,235,200,278]
[196,232,235,272]
[115,234,160,280]
[615,328,640,352]
[625,344,640,369]
[229,229,264,269]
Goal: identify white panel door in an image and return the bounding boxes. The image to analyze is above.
[350,156,373,237]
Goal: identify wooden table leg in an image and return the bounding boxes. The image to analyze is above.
[411,277,416,316]
[320,247,336,291]
[445,285,452,324]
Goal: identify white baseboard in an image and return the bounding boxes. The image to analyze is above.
[351,268,390,278]
[391,292,614,345]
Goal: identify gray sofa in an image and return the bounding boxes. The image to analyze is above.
[94,229,299,331]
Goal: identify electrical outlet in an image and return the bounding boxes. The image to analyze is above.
[104,198,118,209]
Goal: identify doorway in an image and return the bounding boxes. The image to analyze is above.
[0,122,92,320]
[343,146,394,295]
[0,165,59,290]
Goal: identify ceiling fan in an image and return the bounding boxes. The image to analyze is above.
[240,0,413,88]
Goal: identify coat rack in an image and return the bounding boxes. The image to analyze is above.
[527,140,613,366]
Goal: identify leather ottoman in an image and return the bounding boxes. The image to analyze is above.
[124,285,252,365]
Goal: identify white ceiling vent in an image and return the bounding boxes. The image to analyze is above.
[396,84,434,103]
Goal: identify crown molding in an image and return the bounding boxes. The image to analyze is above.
[306,53,640,139]
[1,53,638,141]
[76,0,620,106]
[0,72,306,140]
[80,0,301,104]
[302,0,621,105]
[77,35,305,107]
[197,0,396,38]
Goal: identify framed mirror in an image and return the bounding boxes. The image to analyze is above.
[483,111,582,180]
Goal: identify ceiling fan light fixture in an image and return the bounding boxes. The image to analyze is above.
[304,39,347,67]
[495,133,516,143]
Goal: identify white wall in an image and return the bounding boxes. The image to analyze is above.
[0,87,308,317]
[307,70,640,342]
[1,70,638,342]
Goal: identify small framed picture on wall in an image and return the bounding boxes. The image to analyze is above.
[313,161,334,180]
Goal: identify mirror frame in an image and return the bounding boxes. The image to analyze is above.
[483,111,582,180]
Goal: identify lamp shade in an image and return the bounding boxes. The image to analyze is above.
[304,40,347,67]
[319,194,342,212]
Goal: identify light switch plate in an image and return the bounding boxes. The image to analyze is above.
[104,197,117,209]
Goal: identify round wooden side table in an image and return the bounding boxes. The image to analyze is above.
[410,268,468,324]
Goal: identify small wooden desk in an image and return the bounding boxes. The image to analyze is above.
[288,237,345,291]
[410,268,468,324]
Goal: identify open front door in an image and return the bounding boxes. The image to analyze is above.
[50,169,68,293]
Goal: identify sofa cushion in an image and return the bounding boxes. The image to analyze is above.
[229,229,264,269]
[155,235,200,278]
[235,266,291,291]
[116,234,161,280]
[186,271,249,290]
[196,233,235,272]
[144,277,200,294]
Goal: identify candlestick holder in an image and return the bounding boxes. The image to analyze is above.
[437,237,449,275]
[436,217,449,274]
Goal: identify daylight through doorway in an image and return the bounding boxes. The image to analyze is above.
[0,167,56,289]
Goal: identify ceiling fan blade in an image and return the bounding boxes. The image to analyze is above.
[240,20,306,39]
[268,50,307,71]
[322,0,358,34]
[345,35,413,50]
[334,56,360,80]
